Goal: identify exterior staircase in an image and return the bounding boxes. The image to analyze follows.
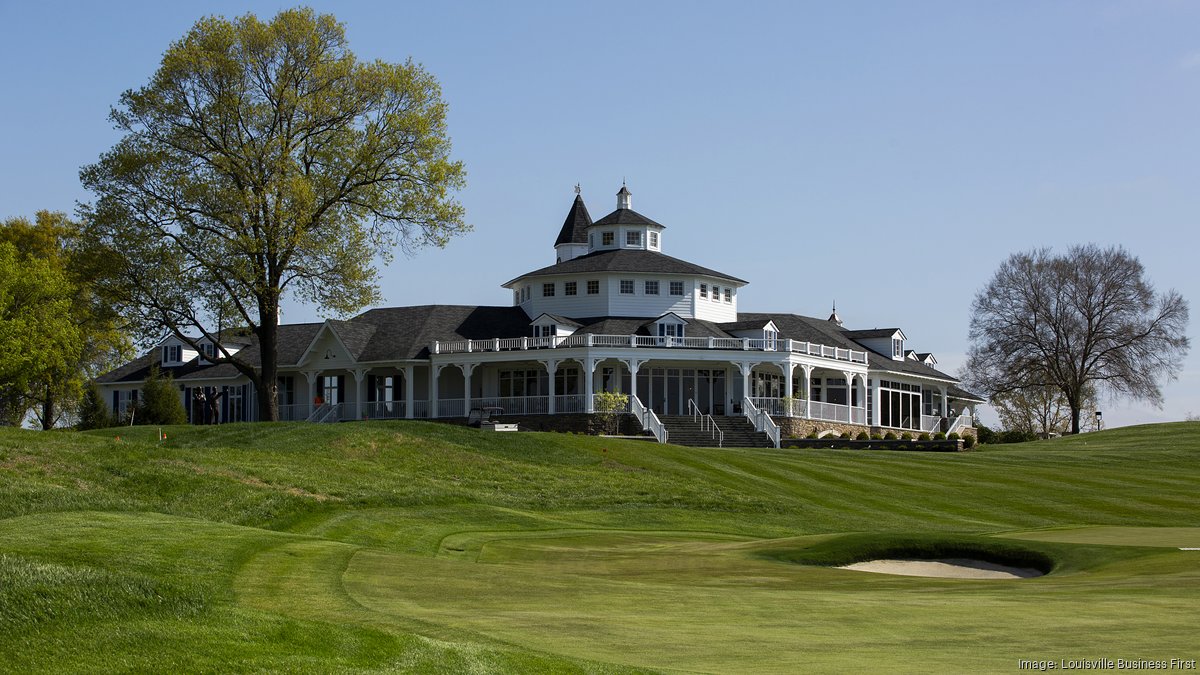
[656,415,774,449]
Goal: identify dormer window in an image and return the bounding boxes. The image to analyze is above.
[602,231,614,246]
[202,343,215,358]
[649,232,659,248]
[658,323,683,338]
[161,345,181,364]
[892,337,903,359]
[534,324,557,338]
[626,230,641,246]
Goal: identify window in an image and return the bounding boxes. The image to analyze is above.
[564,281,577,296]
[534,324,557,338]
[500,369,543,397]
[555,367,579,395]
[724,288,732,303]
[320,376,341,405]
[587,280,600,295]
[589,233,595,248]
[649,231,658,248]
[658,323,683,338]
[602,231,614,246]
[514,290,520,304]
[670,281,684,296]
[892,337,903,358]
[712,286,721,302]
[543,282,555,297]
[626,230,641,246]
[620,279,635,294]
[161,345,181,363]
[699,283,708,298]
[645,280,659,295]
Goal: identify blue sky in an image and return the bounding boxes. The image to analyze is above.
[2,1,1197,428]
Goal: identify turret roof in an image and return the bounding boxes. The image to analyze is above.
[554,194,593,246]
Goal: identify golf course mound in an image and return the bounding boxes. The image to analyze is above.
[757,533,1057,578]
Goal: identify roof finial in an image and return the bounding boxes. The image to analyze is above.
[828,300,843,327]
[574,182,581,195]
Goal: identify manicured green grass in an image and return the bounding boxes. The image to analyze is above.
[1,421,1198,672]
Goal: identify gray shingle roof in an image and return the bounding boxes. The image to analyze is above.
[504,249,746,286]
[842,328,903,339]
[554,195,593,247]
[590,208,665,228]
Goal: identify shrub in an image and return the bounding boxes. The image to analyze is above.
[855,432,870,441]
[840,431,853,440]
[917,433,931,441]
[899,432,913,441]
[76,383,113,430]
[883,432,897,440]
[975,423,996,445]
[139,365,187,426]
[947,432,960,441]
[933,432,946,440]
[871,433,883,441]
[963,435,976,449]
[806,431,819,439]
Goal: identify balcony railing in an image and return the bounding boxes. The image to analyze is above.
[430,334,867,364]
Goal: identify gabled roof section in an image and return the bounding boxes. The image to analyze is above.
[328,319,377,360]
[591,208,665,228]
[531,312,583,327]
[554,195,593,246]
[643,312,689,328]
[504,249,746,286]
[843,328,906,340]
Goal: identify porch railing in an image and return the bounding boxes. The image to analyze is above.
[749,397,866,425]
[630,395,668,443]
[430,334,867,364]
[364,401,406,420]
[473,396,550,416]
[947,414,972,435]
[688,398,723,447]
[920,414,942,433]
[743,397,780,448]
[554,394,587,414]
[277,403,308,422]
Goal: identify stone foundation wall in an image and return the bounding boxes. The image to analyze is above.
[775,417,871,440]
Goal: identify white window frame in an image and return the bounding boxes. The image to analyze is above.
[645,280,659,295]
[620,279,635,295]
[626,230,641,246]
[543,282,555,297]
[699,283,708,299]
[669,281,684,296]
[602,231,614,246]
[649,231,659,248]
[587,280,600,295]
[564,281,577,296]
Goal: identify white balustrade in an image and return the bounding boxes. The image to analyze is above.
[429,334,867,363]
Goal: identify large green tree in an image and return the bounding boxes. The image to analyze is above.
[965,245,1189,434]
[0,212,130,428]
[81,8,467,422]
[0,242,81,426]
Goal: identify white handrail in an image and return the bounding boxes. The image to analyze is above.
[947,413,972,435]
[630,395,668,443]
[687,398,724,447]
[743,397,781,448]
[429,334,867,363]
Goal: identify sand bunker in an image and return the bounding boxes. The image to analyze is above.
[838,558,1043,579]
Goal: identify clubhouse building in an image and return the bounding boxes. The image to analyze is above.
[97,186,983,447]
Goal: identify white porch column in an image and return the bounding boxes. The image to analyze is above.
[403,365,415,419]
[352,368,368,421]
[842,370,855,424]
[801,365,813,419]
[736,362,755,410]
[783,361,796,417]
[541,359,560,414]
[459,363,478,416]
[940,385,949,419]
[871,378,881,427]
[584,357,599,413]
[303,371,319,417]
[431,364,444,419]
[622,358,647,405]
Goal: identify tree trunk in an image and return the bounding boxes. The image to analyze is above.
[1070,405,1081,435]
[41,384,55,431]
[255,300,280,422]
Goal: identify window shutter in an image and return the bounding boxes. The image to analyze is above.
[367,375,376,402]
[112,390,119,412]
[184,388,192,424]
[221,386,229,422]
[338,376,345,403]
[241,385,249,421]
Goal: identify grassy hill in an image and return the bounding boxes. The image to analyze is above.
[1,421,1198,672]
